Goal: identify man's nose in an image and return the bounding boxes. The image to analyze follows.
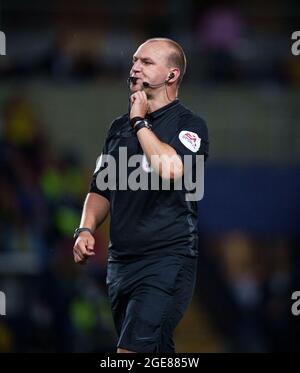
[132,60,142,72]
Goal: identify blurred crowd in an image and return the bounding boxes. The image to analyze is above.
[196,231,300,352]
[0,96,115,352]
[0,0,300,86]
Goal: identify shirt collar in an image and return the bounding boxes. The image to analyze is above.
[146,99,180,120]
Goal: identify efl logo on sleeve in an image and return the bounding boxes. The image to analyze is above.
[179,131,201,153]
[0,31,6,55]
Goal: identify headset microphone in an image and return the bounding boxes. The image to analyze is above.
[143,72,175,88]
[142,81,156,88]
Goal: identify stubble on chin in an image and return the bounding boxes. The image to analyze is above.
[130,84,152,99]
[146,92,153,100]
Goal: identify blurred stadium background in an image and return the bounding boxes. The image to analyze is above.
[0,0,300,352]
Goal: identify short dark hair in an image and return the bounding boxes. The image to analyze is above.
[145,37,187,87]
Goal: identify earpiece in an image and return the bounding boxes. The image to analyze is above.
[168,72,175,80]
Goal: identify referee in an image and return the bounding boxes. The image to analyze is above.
[73,38,209,353]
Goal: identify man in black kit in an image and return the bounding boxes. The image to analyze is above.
[73,37,209,353]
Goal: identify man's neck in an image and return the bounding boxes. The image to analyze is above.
[147,91,177,114]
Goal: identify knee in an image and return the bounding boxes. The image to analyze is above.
[117,347,136,353]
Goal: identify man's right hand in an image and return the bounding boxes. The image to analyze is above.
[73,231,95,264]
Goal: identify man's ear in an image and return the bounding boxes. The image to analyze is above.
[167,68,180,83]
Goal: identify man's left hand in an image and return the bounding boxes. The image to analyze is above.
[130,91,148,119]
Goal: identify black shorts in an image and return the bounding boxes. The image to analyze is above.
[106,254,197,353]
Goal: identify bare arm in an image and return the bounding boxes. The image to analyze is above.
[130,91,183,179]
[73,192,110,264]
[136,128,183,179]
[80,192,110,232]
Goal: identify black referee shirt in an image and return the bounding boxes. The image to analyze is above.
[90,99,209,259]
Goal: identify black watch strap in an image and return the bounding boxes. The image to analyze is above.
[130,116,144,128]
[74,227,93,239]
[134,119,152,134]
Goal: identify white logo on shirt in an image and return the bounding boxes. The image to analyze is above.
[179,131,201,152]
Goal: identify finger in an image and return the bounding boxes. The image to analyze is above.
[74,249,84,261]
[74,252,83,263]
[131,93,138,101]
[80,245,95,258]
[137,89,145,97]
[83,251,95,257]
[77,241,89,256]
[132,92,144,101]
[86,248,95,255]
[75,251,89,265]
[87,239,95,252]
[140,90,147,101]
[136,91,147,104]
[135,90,143,98]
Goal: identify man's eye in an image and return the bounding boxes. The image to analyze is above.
[131,60,152,65]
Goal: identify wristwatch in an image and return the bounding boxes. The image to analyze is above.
[73,227,93,239]
[133,119,152,134]
[130,116,144,128]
